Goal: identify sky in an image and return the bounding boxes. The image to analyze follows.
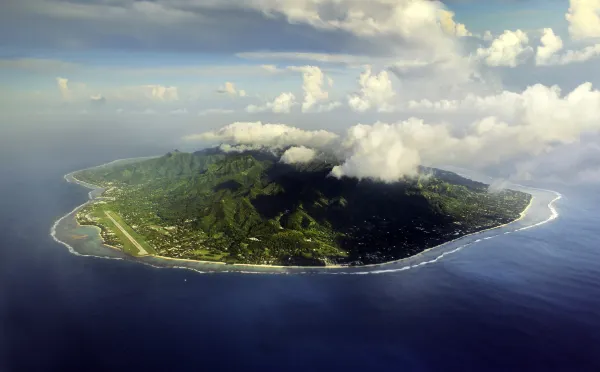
[1,0,600,184]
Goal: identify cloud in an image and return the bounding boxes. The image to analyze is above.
[218,144,265,153]
[142,85,179,101]
[538,43,600,66]
[2,0,463,59]
[533,27,600,66]
[246,92,297,113]
[476,30,533,67]
[56,77,70,100]
[566,0,600,40]
[0,58,79,72]
[170,108,189,115]
[186,82,600,182]
[288,66,329,112]
[280,146,318,164]
[336,82,600,181]
[536,28,564,66]
[90,94,106,105]
[197,108,235,116]
[238,51,382,66]
[184,121,340,149]
[330,121,425,181]
[217,81,246,97]
[439,10,472,37]
[348,66,396,112]
[237,0,454,45]
[316,101,342,113]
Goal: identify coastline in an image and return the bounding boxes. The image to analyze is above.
[51,157,560,273]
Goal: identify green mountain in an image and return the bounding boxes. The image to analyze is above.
[74,149,532,266]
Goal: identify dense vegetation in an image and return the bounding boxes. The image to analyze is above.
[75,149,531,266]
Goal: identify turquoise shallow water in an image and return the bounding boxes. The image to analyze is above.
[1,134,599,371]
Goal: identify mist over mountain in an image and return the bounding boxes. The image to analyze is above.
[75,147,531,266]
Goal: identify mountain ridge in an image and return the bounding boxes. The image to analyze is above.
[74,148,532,266]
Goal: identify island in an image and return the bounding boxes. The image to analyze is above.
[72,148,532,267]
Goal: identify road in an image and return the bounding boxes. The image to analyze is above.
[104,211,149,256]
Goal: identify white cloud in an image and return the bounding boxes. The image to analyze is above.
[238,52,383,66]
[335,82,600,181]
[246,92,297,113]
[90,94,106,105]
[539,43,600,66]
[566,0,600,40]
[217,82,237,95]
[280,146,318,164]
[198,108,235,116]
[316,101,342,113]
[218,144,266,153]
[288,66,330,112]
[142,85,179,101]
[260,64,280,73]
[439,10,472,37]
[217,81,247,97]
[348,66,396,112]
[331,121,425,181]
[476,30,533,67]
[184,121,340,149]
[235,0,455,46]
[187,82,600,182]
[536,28,564,65]
[56,77,70,100]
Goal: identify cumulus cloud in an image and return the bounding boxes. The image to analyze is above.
[237,0,456,47]
[439,10,472,37]
[538,43,600,66]
[184,121,340,149]
[331,121,425,181]
[532,26,600,66]
[218,144,266,153]
[217,82,246,97]
[186,82,600,182]
[566,0,600,40]
[246,92,297,113]
[476,30,533,67]
[348,66,396,112]
[56,77,70,100]
[280,146,318,164]
[288,66,330,112]
[143,85,179,101]
[335,82,600,181]
[536,28,564,65]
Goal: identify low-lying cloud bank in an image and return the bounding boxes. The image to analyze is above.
[186,82,600,183]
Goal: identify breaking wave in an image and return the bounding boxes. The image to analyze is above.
[50,160,563,276]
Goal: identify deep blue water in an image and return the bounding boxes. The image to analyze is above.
[1,131,600,371]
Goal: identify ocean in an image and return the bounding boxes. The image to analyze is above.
[1,129,600,371]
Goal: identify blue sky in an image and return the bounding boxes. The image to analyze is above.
[0,1,589,107]
[2,0,600,182]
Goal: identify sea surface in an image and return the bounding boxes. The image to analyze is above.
[1,130,600,371]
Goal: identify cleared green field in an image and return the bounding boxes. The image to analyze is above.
[88,206,155,256]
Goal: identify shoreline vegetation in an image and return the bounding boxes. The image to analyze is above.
[59,150,535,269]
